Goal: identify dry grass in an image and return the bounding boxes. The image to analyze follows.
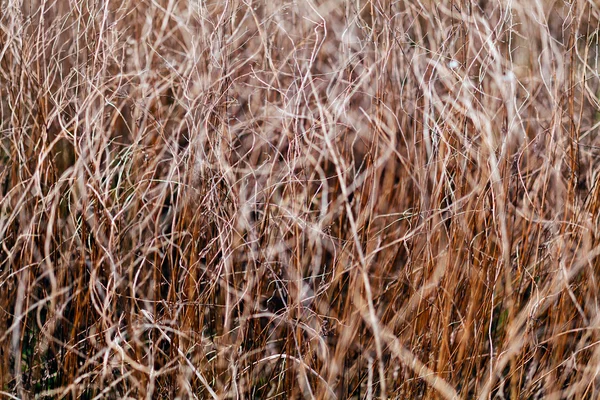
[1,0,600,398]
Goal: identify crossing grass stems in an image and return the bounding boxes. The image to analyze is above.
[1,0,600,398]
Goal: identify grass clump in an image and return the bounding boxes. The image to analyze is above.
[1,0,600,398]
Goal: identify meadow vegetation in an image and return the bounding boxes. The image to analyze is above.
[1,0,600,398]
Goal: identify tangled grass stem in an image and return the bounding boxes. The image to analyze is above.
[1,0,600,398]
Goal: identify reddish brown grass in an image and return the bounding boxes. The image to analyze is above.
[1,0,600,398]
